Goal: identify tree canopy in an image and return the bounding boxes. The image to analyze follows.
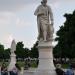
[15,42,30,60]
[0,44,4,59]
[30,41,39,58]
[53,11,75,58]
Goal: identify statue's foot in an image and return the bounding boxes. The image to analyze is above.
[39,38,43,42]
[43,39,47,42]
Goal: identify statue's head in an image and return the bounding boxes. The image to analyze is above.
[43,0,47,3]
[41,0,47,6]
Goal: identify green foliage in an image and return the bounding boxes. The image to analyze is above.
[15,41,30,59]
[0,40,39,60]
[0,43,10,60]
[30,41,39,58]
[30,60,38,68]
[53,10,75,58]
[17,61,25,67]
[61,64,69,69]
[24,48,30,58]
[4,48,10,59]
[0,44,4,59]
[15,41,39,59]
[16,41,24,59]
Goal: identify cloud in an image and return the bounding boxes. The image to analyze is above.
[0,11,33,48]
[0,0,37,11]
[0,11,30,28]
[0,12,10,25]
[0,0,75,49]
[0,34,14,48]
[21,39,37,49]
[50,1,61,9]
[5,34,14,44]
[0,0,74,12]
[0,12,14,25]
[0,0,23,11]
[0,0,75,11]
[16,18,31,27]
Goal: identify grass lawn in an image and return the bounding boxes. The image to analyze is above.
[61,64,69,69]
[0,60,38,69]
[1,61,70,69]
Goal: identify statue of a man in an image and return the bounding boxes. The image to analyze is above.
[34,0,54,42]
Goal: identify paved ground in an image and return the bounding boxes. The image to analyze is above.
[21,68,75,75]
[22,68,36,75]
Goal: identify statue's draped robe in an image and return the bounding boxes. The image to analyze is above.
[34,5,53,41]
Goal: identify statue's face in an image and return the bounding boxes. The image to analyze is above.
[43,0,47,3]
[42,0,47,6]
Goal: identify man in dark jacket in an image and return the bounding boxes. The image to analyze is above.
[55,64,65,75]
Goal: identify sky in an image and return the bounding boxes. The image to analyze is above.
[0,0,75,49]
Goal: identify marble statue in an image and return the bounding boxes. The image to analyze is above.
[34,0,54,42]
[34,1,56,75]
[8,40,16,71]
[11,40,16,53]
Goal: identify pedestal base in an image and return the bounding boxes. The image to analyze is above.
[34,41,56,75]
[35,70,56,75]
[8,53,16,71]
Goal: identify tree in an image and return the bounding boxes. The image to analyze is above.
[15,41,30,60]
[53,44,61,58]
[4,48,10,60]
[53,11,75,59]
[24,48,30,58]
[30,41,39,58]
[0,44,4,60]
[15,41,24,59]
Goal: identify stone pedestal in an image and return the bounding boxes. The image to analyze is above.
[34,41,56,75]
[8,53,16,71]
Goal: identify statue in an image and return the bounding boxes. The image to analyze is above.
[34,0,54,42]
[34,1,56,75]
[8,40,16,71]
[11,40,16,53]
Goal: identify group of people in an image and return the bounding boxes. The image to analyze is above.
[9,63,21,75]
[0,63,8,75]
[24,58,31,70]
[0,63,20,75]
[55,64,74,75]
